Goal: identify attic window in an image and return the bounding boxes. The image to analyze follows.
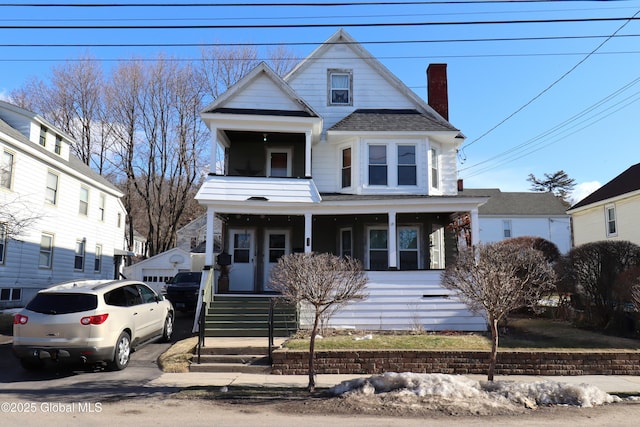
[328,69,353,106]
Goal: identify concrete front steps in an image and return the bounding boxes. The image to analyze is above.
[189,338,286,374]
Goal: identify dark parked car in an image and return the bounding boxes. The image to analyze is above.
[165,272,202,312]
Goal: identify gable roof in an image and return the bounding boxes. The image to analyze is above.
[461,188,569,216]
[568,163,640,211]
[329,109,455,133]
[284,29,457,131]
[201,62,319,118]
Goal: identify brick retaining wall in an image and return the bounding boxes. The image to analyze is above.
[271,350,640,376]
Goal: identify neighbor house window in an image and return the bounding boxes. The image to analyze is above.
[1,150,14,190]
[79,186,89,216]
[503,220,512,238]
[368,145,387,186]
[368,228,388,270]
[0,223,6,264]
[98,193,106,221]
[397,145,417,186]
[328,69,352,105]
[39,126,47,146]
[39,233,54,268]
[94,244,102,272]
[0,288,21,302]
[45,171,59,205]
[74,239,86,271]
[117,212,122,228]
[54,135,62,155]
[341,147,352,188]
[605,205,617,236]
[430,148,439,189]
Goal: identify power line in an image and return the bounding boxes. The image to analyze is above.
[2,16,639,30]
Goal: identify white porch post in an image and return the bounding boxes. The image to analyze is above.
[205,207,216,266]
[388,211,397,269]
[470,207,480,246]
[305,130,312,177]
[304,212,312,253]
[210,125,218,174]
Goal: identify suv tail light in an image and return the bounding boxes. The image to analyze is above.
[80,313,109,325]
[14,314,29,325]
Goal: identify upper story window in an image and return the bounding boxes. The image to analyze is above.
[328,69,352,106]
[79,186,89,216]
[39,126,47,147]
[430,148,439,189]
[605,204,617,237]
[1,150,14,190]
[0,223,6,264]
[99,193,106,221]
[341,147,352,188]
[54,135,62,155]
[266,148,292,177]
[39,233,54,269]
[45,171,59,205]
[397,145,417,186]
[368,145,388,186]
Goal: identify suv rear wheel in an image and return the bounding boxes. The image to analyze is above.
[109,331,131,371]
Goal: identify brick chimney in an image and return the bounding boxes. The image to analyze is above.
[427,63,449,121]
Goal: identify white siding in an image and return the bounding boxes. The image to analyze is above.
[286,43,417,132]
[478,216,572,254]
[225,73,303,112]
[572,195,640,247]
[299,271,487,331]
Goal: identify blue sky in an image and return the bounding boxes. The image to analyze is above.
[1,0,639,203]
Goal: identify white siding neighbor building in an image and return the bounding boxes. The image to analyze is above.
[0,100,128,308]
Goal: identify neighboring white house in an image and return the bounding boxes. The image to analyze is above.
[567,162,640,247]
[0,100,128,308]
[194,29,489,331]
[461,188,572,253]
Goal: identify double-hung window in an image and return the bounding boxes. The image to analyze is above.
[79,186,89,216]
[75,239,86,271]
[98,193,106,221]
[54,135,62,155]
[341,147,352,188]
[0,223,6,264]
[503,220,512,238]
[94,244,102,272]
[430,148,439,189]
[605,204,617,236]
[45,171,59,205]
[39,233,54,268]
[39,126,47,147]
[368,145,387,186]
[397,145,417,186]
[1,151,14,190]
[328,69,352,105]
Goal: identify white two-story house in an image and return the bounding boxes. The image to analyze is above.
[195,30,488,333]
[0,100,128,308]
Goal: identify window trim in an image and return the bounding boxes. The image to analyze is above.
[266,147,292,177]
[339,227,353,258]
[79,186,89,216]
[45,171,59,205]
[1,150,15,190]
[327,69,353,106]
[605,204,617,237]
[39,232,54,269]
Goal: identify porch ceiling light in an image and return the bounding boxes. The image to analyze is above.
[263,133,268,142]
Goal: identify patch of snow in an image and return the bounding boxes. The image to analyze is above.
[329,373,621,409]
[354,334,373,341]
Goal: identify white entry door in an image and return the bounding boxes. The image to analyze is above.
[229,229,256,292]
[263,229,290,291]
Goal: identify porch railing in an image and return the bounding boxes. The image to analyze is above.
[196,267,215,364]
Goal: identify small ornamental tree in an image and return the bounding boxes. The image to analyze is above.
[268,252,368,392]
[442,242,556,381]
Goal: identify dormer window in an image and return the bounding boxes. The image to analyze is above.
[328,69,352,106]
[54,135,62,155]
[39,126,47,147]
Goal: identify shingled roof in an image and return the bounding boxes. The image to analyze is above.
[569,163,640,211]
[461,188,569,216]
[329,109,457,132]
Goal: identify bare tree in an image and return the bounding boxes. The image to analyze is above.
[268,253,368,392]
[0,195,41,241]
[441,242,556,381]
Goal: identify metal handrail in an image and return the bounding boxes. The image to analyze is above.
[268,297,275,364]
[196,268,215,364]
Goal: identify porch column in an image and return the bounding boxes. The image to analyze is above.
[205,206,216,266]
[305,130,312,177]
[388,210,397,269]
[304,212,312,253]
[210,125,218,174]
[470,207,480,246]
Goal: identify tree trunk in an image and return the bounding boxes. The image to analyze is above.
[307,311,320,392]
[488,316,499,381]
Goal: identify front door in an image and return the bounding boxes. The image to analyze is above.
[229,229,256,292]
[263,229,290,291]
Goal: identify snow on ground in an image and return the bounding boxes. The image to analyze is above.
[329,373,621,411]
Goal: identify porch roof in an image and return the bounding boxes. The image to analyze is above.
[328,109,456,133]
[195,175,321,204]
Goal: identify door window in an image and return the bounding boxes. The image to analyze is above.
[233,233,251,263]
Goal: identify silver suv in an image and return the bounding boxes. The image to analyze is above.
[13,279,174,371]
